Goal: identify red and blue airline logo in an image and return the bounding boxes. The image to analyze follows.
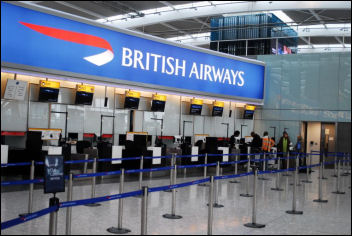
[19,22,114,66]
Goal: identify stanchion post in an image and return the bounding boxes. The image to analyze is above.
[244,165,265,228]
[313,162,328,203]
[283,152,291,176]
[332,159,345,195]
[65,174,73,235]
[107,169,131,234]
[139,156,144,190]
[229,152,240,183]
[163,165,183,219]
[19,160,35,217]
[141,186,148,235]
[290,155,301,186]
[302,153,312,183]
[165,154,175,192]
[286,162,303,215]
[85,158,101,207]
[258,153,270,181]
[83,154,88,174]
[271,155,284,191]
[322,153,328,180]
[49,196,60,235]
[199,153,209,186]
[207,176,214,235]
[210,162,224,208]
[332,154,338,177]
[342,153,350,176]
[240,147,253,197]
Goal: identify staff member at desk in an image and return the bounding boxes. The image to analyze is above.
[230,130,241,150]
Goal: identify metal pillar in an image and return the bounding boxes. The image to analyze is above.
[240,147,253,197]
[85,158,101,207]
[286,163,303,215]
[199,153,209,186]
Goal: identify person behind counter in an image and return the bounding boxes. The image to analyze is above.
[230,130,241,149]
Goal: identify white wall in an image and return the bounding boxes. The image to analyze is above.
[307,122,321,153]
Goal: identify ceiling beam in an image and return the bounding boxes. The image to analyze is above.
[54,1,107,19]
[111,1,350,29]
[309,9,345,47]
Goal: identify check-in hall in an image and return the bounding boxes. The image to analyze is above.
[1,1,351,235]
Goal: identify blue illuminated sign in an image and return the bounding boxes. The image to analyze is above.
[1,2,265,101]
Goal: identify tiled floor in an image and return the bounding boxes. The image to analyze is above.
[1,168,351,235]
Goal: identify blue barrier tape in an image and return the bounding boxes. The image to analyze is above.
[65,159,94,164]
[1,162,31,167]
[125,166,173,174]
[215,172,252,180]
[59,190,142,208]
[148,178,210,193]
[219,160,248,166]
[1,206,58,230]
[1,178,43,186]
[144,155,173,160]
[73,170,122,179]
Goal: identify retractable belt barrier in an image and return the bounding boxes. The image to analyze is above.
[0,151,339,168]
[1,153,350,232]
[1,153,347,186]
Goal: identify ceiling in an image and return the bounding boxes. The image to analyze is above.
[22,1,351,49]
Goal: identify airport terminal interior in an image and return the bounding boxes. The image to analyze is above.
[1,1,351,235]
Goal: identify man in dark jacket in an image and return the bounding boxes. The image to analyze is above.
[250,132,262,153]
[277,131,291,169]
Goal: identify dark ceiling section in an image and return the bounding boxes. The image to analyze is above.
[118,1,165,11]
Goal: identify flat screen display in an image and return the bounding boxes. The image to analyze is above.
[190,104,202,115]
[38,87,59,102]
[212,106,223,117]
[243,110,254,119]
[151,100,165,112]
[75,91,93,105]
[44,155,65,194]
[124,96,140,109]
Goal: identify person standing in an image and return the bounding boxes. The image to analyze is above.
[277,131,291,169]
[295,135,305,169]
[261,131,275,170]
[230,130,241,150]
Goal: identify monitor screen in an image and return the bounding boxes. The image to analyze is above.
[151,100,165,112]
[124,96,140,109]
[190,104,202,115]
[38,87,59,102]
[68,133,78,140]
[243,110,254,119]
[212,106,223,117]
[75,91,93,105]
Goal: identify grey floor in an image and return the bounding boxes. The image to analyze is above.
[1,168,351,235]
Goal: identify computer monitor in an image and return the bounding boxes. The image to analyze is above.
[151,100,165,112]
[124,96,139,109]
[75,91,93,105]
[38,87,59,102]
[68,133,78,140]
[190,104,202,115]
[212,106,223,116]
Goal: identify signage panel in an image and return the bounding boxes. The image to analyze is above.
[44,155,65,194]
[1,2,265,102]
[40,80,60,89]
[76,84,94,93]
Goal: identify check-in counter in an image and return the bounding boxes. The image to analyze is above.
[218,147,229,162]
[147,146,162,165]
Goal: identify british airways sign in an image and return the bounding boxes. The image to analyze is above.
[1,2,265,102]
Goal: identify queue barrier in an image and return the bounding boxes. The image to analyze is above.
[2,154,350,187]
[1,156,350,233]
[1,151,347,168]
